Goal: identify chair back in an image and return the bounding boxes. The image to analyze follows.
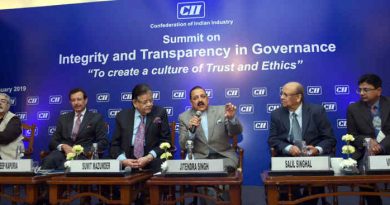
[232,134,244,172]
[168,122,177,155]
[21,123,36,158]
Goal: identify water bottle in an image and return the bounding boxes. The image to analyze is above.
[15,145,20,160]
[91,143,99,160]
[186,140,194,160]
[15,144,23,159]
[362,138,372,174]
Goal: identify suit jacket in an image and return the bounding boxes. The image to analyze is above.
[110,106,170,159]
[49,110,109,152]
[268,103,336,156]
[347,96,390,161]
[179,105,243,167]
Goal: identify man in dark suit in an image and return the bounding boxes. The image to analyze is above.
[268,82,336,205]
[110,84,170,172]
[269,82,336,156]
[41,88,109,169]
[347,74,389,205]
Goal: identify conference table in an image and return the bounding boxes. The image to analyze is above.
[262,171,390,205]
[147,171,243,205]
[0,173,59,204]
[47,172,153,205]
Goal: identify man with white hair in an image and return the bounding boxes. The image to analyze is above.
[0,93,24,159]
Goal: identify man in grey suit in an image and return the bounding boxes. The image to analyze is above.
[347,74,389,205]
[179,86,243,170]
[41,88,109,169]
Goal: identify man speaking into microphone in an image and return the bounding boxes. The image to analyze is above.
[179,86,243,170]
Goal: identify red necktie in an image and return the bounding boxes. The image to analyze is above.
[71,113,82,141]
[133,116,145,158]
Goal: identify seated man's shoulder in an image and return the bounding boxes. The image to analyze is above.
[383,96,390,103]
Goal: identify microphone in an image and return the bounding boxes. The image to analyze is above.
[189,111,202,133]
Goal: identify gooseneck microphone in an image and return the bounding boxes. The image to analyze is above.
[189,111,202,133]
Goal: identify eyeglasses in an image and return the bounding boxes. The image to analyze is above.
[0,99,8,104]
[280,91,299,98]
[356,88,376,94]
[136,98,153,105]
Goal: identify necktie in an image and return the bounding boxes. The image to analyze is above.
[134,115,145,158]
[71,113,82,141]
[291,112,302,142]
[371,105,381,137]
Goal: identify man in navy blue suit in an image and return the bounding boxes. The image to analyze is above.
[268,81,336,205]
[42,88,109,169]
[110,84,171,172]
[269,82,336,156]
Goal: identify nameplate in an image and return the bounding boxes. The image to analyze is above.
[166,159,224,173]
[69,160,120,173]
[368,155,390,170]
[0,159,32,172]
[271,156,330,171]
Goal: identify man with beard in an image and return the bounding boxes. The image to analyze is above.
[41,88,109,169]
[110,84,170,172]
[347,74,390,205]
[0,93,24,159]
[179,86,243,171]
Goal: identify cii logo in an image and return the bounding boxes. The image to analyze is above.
[49,95,62,104]
[267,104,280,113]
[253,121,268,131]
[153,91,160,100]
[10,97,16,106]
[60,110,72,115]
[205,89,213,98]
[37,111,50,120]
[185,106,192,111]
[239,104,254,114]
[322,102,337,112]
[26,96,39,105]
[164,107,173,116]
[337,119,347,129]
[24,127,38,137]
[108,109,121,118]
[48,126,56,136]
[121,92,132,101]
[307,86,322,95]
[96,93,110,102]
[175,123,180,133]
[172,90,186,99]
[15,112,27,121]
[225,88,240,98]
[335,85,350,95]
[177,1,205,19]
[252,87,267,97]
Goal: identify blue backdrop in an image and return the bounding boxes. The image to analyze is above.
[0,0,389,186]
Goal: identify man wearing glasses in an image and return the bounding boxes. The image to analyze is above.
[0,93,24,159]
[268,82,336,205]
[347,74,390,205]
[268,82,336,157]
[110,84,170,172]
